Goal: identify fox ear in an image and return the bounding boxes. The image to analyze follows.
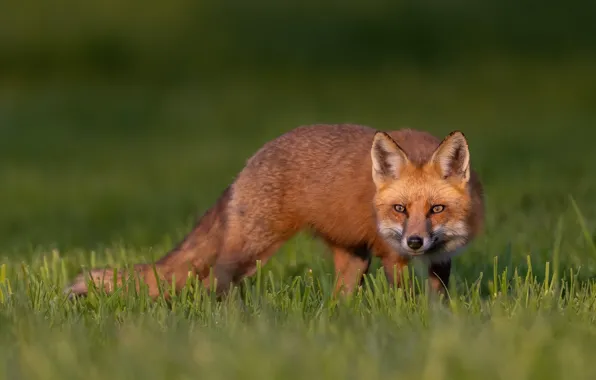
[371,131,409,188]
[431,131,470,183]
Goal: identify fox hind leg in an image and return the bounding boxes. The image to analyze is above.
[202,240,286,295]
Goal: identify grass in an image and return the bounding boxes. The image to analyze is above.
[1,59,596,379]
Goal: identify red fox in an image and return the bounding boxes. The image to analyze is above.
[65,124,484,299]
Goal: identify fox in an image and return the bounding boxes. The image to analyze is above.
[65,123,484,300]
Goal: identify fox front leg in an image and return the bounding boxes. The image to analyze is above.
[428,259,452,301]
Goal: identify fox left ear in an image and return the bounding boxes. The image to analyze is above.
[371,131,409,188]
[431,131,471,183]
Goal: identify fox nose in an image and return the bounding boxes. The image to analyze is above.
[406,236,424,250]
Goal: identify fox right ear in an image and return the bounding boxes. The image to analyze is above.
[371,131,409,188]
[430,130,471,183]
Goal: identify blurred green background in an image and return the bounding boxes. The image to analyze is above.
[1,0,595,279]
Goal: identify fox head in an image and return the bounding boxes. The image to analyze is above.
[370,130,473,260]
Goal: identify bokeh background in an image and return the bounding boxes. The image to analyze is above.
[2,0,596,280]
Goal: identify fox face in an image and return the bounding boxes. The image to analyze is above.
[371,130,473,260]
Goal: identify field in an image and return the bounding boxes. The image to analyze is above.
[2,2,596,379]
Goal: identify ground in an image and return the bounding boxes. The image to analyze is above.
[1,60,596,379]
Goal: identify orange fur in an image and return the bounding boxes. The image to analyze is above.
[65,124,484,299]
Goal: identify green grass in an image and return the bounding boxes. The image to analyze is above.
[1,59,596,379]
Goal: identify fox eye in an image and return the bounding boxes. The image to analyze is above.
[431,205,445,214]
[393,204,406,213]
